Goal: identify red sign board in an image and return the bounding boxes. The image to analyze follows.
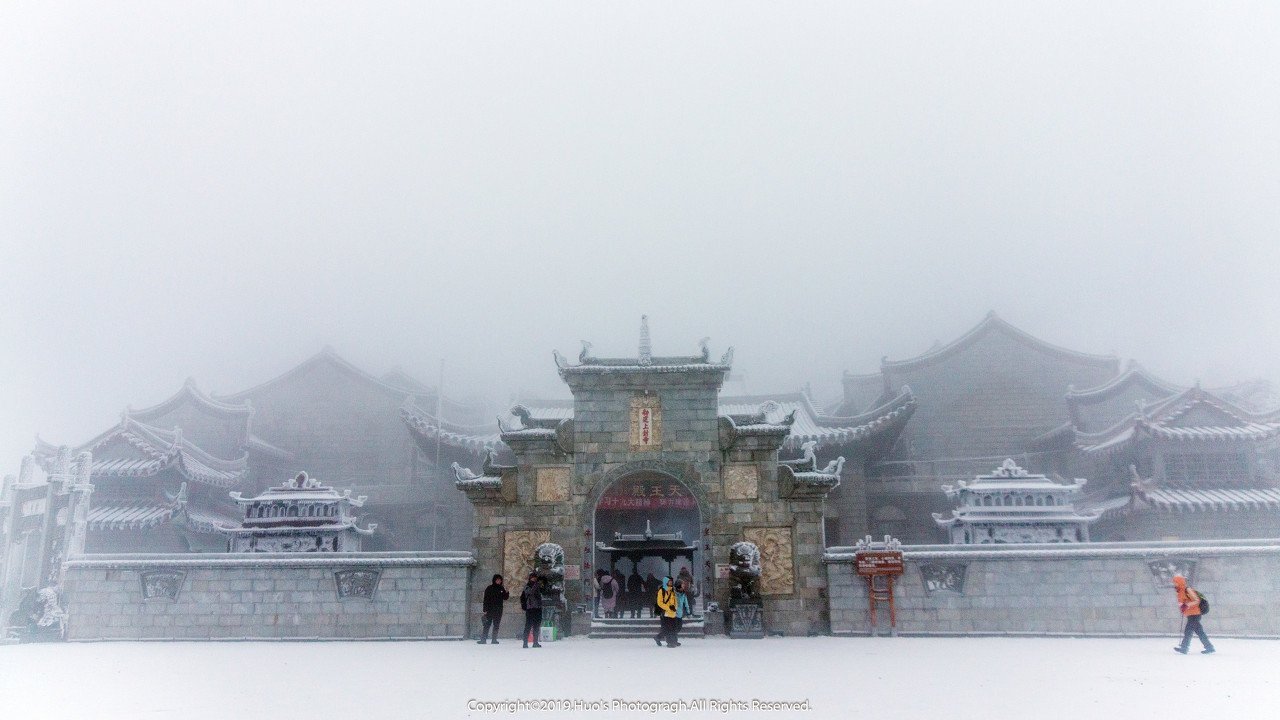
[855,551,904,576]
[596,476,697,511]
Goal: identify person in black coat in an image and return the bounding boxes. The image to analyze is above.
[627,569,645,618]
[478,574,509,644]
[519,573,543,648]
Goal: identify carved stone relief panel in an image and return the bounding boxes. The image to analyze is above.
[139,570,186,601]
[1147,558,1197,589]
[743,527,794,595]
[723,464,759,500]
[630,395,662,451]
[334,569,381,601]
[919,563,967,595]
[503,530,552,584]
[535,466,571,503]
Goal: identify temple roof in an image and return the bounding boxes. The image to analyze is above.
[88,503,175,531]
[215,348,486,422]
[1074,387,1280,456]
[1136,485,1280,512]
[400,399,504,454]
[36,418,250,488]
[408,387,917,458]
[720,388,917,452]
[554,317,734,377]
[1066,364,1186,433]
[129,377,254,422]
[878,312,1121,373]
[941,459,1088,496]
[934,460,1099,529]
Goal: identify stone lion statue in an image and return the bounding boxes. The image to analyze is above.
[728,541,762,604]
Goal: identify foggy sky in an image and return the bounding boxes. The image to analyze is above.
[3,2,1279,473]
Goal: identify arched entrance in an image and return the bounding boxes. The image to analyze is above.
[591,471,702,619]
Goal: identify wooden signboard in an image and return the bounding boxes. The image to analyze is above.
[855,551,904,576]
[854,550,904,635]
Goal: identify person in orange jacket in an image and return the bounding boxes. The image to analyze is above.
[1172,575,1214,655]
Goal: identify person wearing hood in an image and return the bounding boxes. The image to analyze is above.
[599,570,620,618]
[478,573,509,644]
[1172,574,1214,654]
[654,577,680,647]
[519,573,543,649]
[671,578,693,646]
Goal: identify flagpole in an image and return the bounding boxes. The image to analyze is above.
[434,359,444,551]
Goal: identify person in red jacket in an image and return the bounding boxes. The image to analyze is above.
[1172,575,1214,655]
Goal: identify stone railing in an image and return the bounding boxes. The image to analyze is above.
[825,539,1280,638]
[61,552,474,641]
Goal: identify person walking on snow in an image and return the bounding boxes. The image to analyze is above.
[654,577,680,647]
[477,574,508,644]
[671,578,692,646]
[520,573,543,648]
[1172,574,1214,654]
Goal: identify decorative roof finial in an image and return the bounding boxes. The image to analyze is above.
[638,315,652,366]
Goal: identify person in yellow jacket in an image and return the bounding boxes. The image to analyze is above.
[654,577,680,647]
[1172,574,1214,654]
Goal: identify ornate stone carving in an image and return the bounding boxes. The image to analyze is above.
[630,395,662,450]
[728,541,762,602]
[989,526,1066,544]
[743,527,794,595]
[503,530,551,584]
[536,467,571,503]
[140,570,186,601]
[1147,558,1197,588]
[334,569,381,600]
[723,464,759,500]
[919,563,967,595]
[730,602,763,637]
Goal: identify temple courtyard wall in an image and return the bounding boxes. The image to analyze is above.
[44,541,1280,642]
[826,539,1280,637]
[59,552,472,641]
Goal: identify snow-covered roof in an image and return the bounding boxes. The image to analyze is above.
[1137,485,1280,512]
[1074,387,1280,456]
[88,503,175,531]
[38,419,250,488]
[879,312,1121,373]
[406,387,916,458]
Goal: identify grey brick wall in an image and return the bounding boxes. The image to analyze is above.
[61,552,473,640]
[826,540,1280,637]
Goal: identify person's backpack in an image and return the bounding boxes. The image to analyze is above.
[601,579,614,600]
[1196,590,1210,615]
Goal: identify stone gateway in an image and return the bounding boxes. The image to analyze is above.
[453,318,844,637]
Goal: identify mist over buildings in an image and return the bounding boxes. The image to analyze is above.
[2,2,1279,472]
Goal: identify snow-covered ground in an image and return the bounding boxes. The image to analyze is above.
[1,636,1276,719]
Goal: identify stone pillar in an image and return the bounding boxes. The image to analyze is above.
[35,448,73,589]
[63,452,94,559]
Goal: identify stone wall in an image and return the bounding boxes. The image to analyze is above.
[826,539,1280,637]
[61,552,472,641]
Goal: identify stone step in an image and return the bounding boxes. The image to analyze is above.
[588,616,704,638]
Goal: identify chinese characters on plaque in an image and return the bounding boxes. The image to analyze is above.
[596,476,697,511]
[630,396,662,450]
